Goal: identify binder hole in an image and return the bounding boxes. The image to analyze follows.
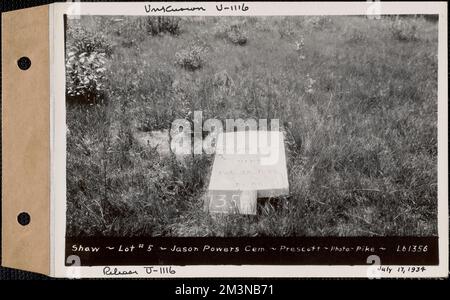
[17,57,31,70]
[17,212,31,226]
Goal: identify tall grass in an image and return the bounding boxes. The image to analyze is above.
[66,16,438,237]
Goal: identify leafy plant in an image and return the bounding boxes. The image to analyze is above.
[214,21,248,45]
[66,26,112,57]
[390,19,419,41]
[175,45,207,71]
[66,51,108,101]
[146,16,181,35]
[65,26,111,102]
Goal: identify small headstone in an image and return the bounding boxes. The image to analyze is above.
[207,131,289,215]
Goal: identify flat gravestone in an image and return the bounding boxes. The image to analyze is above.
[206,131,289,215]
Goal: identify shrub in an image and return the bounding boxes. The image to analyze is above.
[214,21,248,45]
[146,16,181,35]
[175,45,207,71]
[227,25,248,45]
[66,26,112,57]
[66,26,111,102]
[390,20,419,41]
[66,51,108,101]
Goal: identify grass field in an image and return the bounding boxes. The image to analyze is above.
[66,15,438,237]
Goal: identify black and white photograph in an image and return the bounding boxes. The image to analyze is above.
[0,1,446,280]
[1,0,449,282]
[65,13,439,239]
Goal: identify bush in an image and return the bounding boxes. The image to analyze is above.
[175,45,207,71]
[66,51,108,101]
[146,16,181,35]
[390,20,419,41]
[66,26,112,57]
[66,25,111,102]
[214,21,248,45]
[227,25,248,45]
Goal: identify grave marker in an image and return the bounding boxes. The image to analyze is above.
[207,131,289,215]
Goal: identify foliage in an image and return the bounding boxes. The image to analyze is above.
[66,51,108,101]
[65,25,111,101]
[66,25,113,56]
[175,44,207,71]
[214,21,248,45]
[146,16,181,35]
[390,19,419,41]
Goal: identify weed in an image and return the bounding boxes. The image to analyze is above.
[175,44,207,71]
